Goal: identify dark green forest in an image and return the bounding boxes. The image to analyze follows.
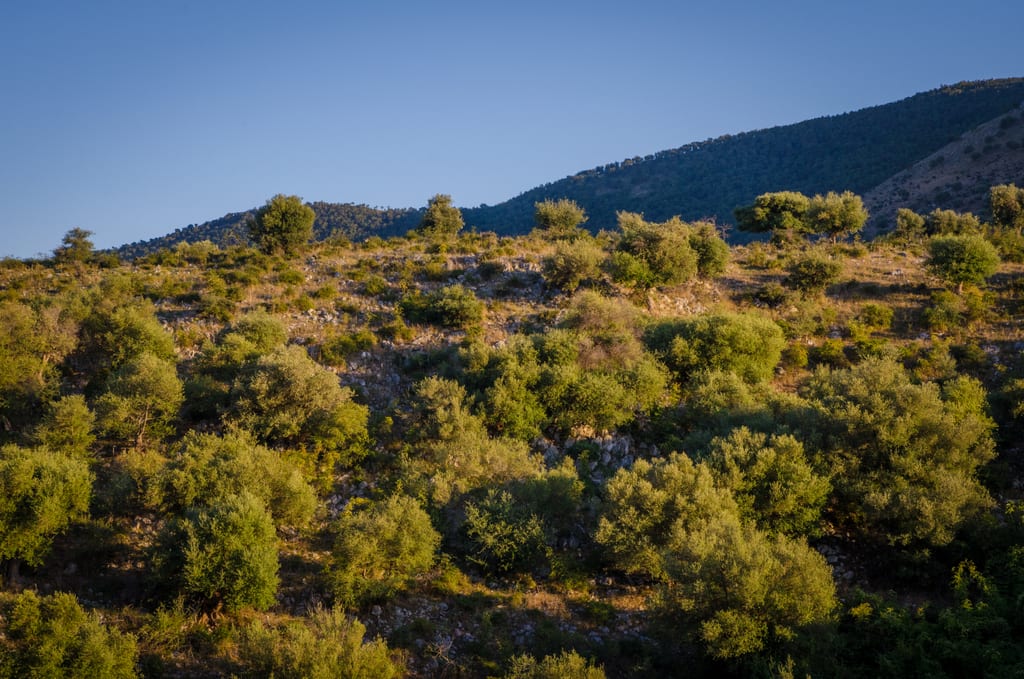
[2,185,1024,677]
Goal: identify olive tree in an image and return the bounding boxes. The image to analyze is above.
[645,312,786,384]
[800,360,996,548]
[595,453,836,658]
[734,191,811,245]
[53,227,95,264]
[927,234,1000,292]
[805,190,868,242]
[543,239,605,292]
[94,352,184,449]
[660,511,836,659]
[417,193,464,240]
[990,183,1024,232]
[0,445,92,580]
[32,395,96,459]
[230,345,369,463]
[1,590,138,678]
[329,494,440,606]
[155,431,316,528]
[610,212,698,289]
[705,427,830,536]
[154,491,279,612]
[0,301,78,426]
[247,194,316,256]
[786,251,842,294]
[534,198,588,239]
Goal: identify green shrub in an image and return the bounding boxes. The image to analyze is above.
[812,338,849,368]
[754,282,791,308]
[786,252,842,293]
[94,352,184,449]
[988,228,1024,262]
[197,293,235,322]
[781,342,809,369]
[646,312,786,384]
[857,302,894,330]
[922,290,963,332]
[463,488,548,574]
[155,431,316,528]
[312,284,337,300]
[32,395,95,459]
[320,329,378,367]
[610,212,699,289]
[705,427,830,536]
[154,492,279,612]
[503,650,605,679]
[534,198,588,239]
[800,360,996,548]
[596,453,836,659]
[237,606,402,679]
[277,268,304,285]
[329,495,440,607]
[362,274,388,296]
[926,234,1000,291]
[230,344,369,463]
[543,239,605,292]
[0,591,138,679]
[688,221,730,276]
[0,445,92,569]
[400,285,484,330]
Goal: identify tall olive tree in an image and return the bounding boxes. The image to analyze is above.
[734,191,811,245]
[247,194,316,256]
[0,445,92,582]
[417,194,464,240]
[805,190,868,242]
[990,183,1024,232]
[53,227,95,264]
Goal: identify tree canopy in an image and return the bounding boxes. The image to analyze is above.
[247,194,316,256]
[805,190,868,241]
[927,234,1000,292]
[534,198,588,238]
[417,193,464,240]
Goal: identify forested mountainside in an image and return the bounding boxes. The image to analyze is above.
[462,79,1024,235]
[113,79,1024,259]
[3,185,1024,676]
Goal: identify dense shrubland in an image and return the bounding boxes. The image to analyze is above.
[0,187,1022,677]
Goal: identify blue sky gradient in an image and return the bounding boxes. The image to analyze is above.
[2,1,1021,257]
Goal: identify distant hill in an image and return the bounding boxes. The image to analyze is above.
[863,102,1024,234]
[114,78,1024,258]
[462,79,1024,236]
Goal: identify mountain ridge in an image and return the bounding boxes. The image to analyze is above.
[113,78,1024,258]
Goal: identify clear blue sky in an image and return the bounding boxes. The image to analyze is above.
[2,1,1021,258]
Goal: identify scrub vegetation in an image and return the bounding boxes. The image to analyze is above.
[0,183,1023,678]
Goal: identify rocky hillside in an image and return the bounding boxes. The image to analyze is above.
[864,103,1024,234]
